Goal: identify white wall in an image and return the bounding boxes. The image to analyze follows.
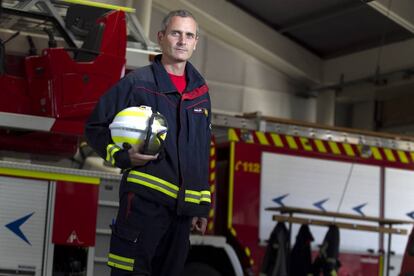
[149,7,318,121]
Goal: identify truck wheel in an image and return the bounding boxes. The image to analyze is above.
[182,262,222,276]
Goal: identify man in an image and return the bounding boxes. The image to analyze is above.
[85,10,211,276]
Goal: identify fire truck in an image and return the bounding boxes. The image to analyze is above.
[0,1,153,275]
[3,113,414,276]
[1,1,414,276]
[206,114,414,276]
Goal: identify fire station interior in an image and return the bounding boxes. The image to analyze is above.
[2,0,414,276]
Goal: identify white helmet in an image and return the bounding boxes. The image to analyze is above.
[109,106,168,155]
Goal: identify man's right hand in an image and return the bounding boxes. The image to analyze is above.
[128,148,158,166]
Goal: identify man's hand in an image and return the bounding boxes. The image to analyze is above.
[128,148,158,166]
[191,217,207,235]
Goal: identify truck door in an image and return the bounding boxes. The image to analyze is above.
[0,176,49,276]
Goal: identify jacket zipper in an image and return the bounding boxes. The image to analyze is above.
[176,95,185,215]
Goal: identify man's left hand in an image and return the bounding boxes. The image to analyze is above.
[191,217,207,235]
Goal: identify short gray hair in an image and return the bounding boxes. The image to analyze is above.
[160,9,199,37]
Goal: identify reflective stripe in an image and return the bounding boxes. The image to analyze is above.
[200,191,211,202]
[106,144,121,165]
[0,168,100,185]
[127,170,179,198]
[112,136,141,146]
[127,171,211,205]
[116,110,147,117]
[108,261,134,271]
[185,190,211,204]
[108,253,134,264]
[107,253,134,271]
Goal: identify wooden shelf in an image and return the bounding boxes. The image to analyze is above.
[266,206,414,235]
[272,215,407,235]
[266,206,414,225]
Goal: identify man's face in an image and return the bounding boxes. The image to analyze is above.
[158,16,198,63]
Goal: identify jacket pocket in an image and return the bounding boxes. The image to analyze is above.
[186,101,209,144]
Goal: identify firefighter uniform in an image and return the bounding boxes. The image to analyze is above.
[290,224,314,276]
[85,54,211,275]
[261,222,290,276]
[312,225,340,276]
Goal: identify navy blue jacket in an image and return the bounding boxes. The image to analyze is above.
[85,55,211,217]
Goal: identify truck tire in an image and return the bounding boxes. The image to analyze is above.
[182,262,222,276]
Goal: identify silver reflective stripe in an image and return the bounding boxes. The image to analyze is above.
[127,171,179,198]
[185,190,211,204]
[185,193,200,201]
[200,191,211,202]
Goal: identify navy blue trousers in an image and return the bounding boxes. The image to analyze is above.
[109,192,192,276]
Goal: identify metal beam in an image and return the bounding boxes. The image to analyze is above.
[323,37,414,86]
[368,0,414,34]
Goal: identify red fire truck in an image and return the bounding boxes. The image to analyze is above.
[200,114,414,276]
[0,0,128,155]
[0,1,136,275]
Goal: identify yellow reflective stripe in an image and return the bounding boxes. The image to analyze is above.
[210,172,216,181]
[129,171,179,191]
[0,168,100,185]
[210,147,215,156]
[270,134,283,147]
[200,197,211,203]
[343,143,355,157]
[371,147,383,160]
[286,136,298,149]
[108,253,134,264]
[185,198,201,203]
[106,144,121,165]
[107,262,134,271]
[300,137,312,151]
[383,149,396,162]
[228,142,235,229]
[185,190,211,203]
[127,177,178,198]
[397,150,409,164]
[106,145,113,162]
[228,129,239,142]
[208,221,214,231]
[314,139,327,153]
[328,141,341,154]
[107,253,135,271]
[196,191,211,199]
[210,184,215,193]
[127,171,211,203]
[378,255,384,276]
[245,247,251,257]
[256,132,269,145]
[186,190,201,196]
[210,159,216,169]
[112,136,141,146]
[62,0,136,12]
[116,110,146,117]
[127,171,178,198]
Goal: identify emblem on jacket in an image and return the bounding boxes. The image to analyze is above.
[193,107,208,117]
